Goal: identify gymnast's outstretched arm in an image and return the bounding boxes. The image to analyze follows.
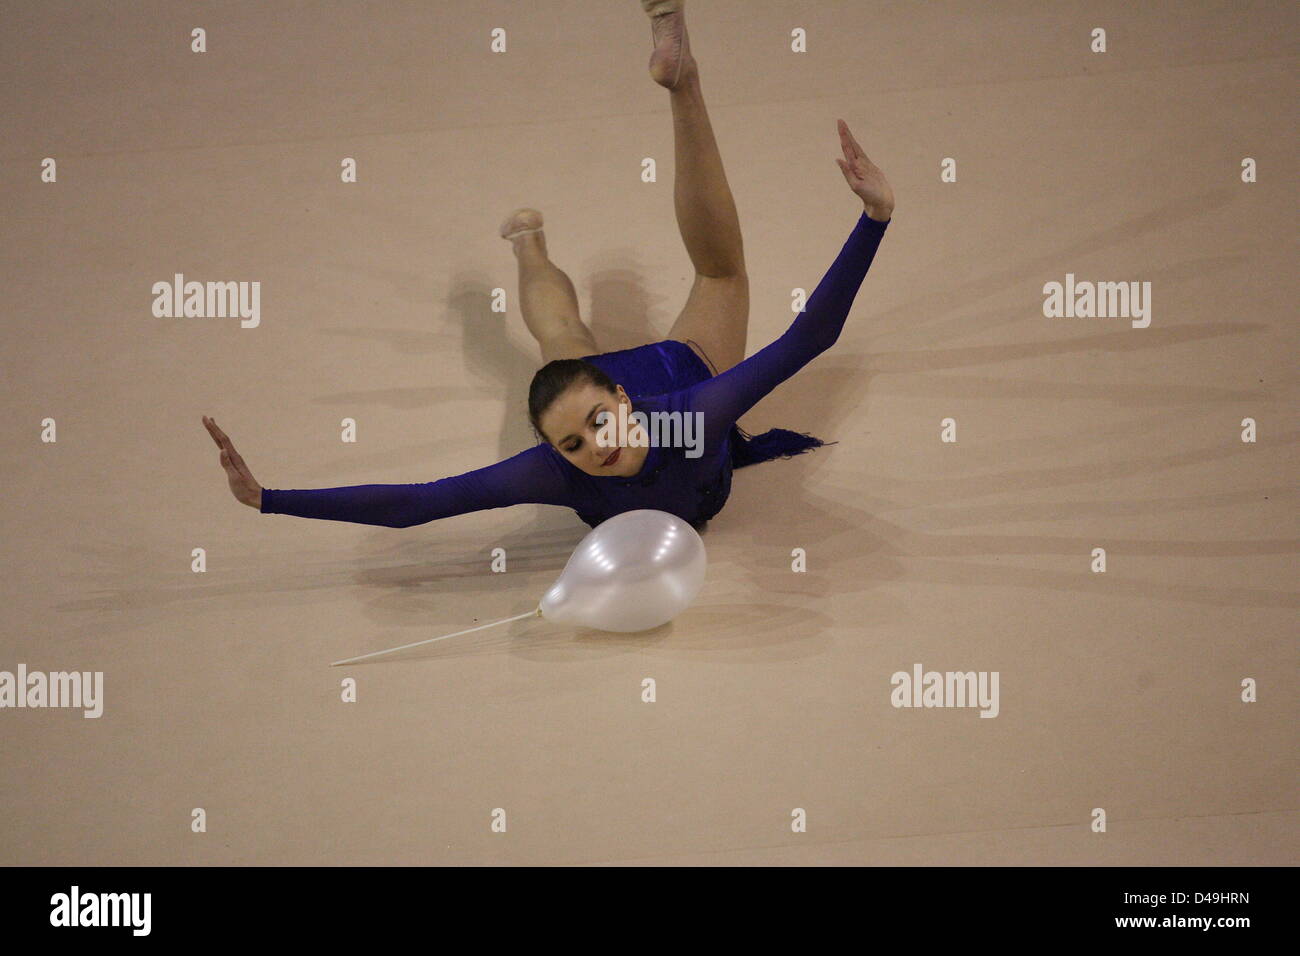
[684,121,893,443]
[202,416,574,528]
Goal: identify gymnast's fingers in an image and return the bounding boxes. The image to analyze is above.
[210,418,238,458]
[228,443,253,478]
[204,416,232,449]
[840,119,871,165]
[837,119,857,165]
[202,415,224,449]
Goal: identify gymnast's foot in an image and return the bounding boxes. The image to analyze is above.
[641,0,695,90]
[500,208,544,247]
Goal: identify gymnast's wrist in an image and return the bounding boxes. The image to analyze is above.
[863,201,893,223]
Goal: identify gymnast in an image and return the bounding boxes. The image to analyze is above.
[202,0,893,532]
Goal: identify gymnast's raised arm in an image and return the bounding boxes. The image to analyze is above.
[683,120,894,442]
[202,415,574,528]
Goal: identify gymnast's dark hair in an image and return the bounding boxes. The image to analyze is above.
[528,359,618,445]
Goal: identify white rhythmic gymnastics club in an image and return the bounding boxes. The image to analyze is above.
[330,606,542,666]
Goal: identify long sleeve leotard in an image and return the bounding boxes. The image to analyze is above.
[260,211,890,529]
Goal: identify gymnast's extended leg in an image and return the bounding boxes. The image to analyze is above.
[643,1,750,375]
[501,209,600,365]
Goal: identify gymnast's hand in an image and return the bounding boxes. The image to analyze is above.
[835,119,894,223]
[202,415,263,509]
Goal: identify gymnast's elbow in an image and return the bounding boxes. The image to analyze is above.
[387,505,481,528]
[802,327,842,360]
[788,313,845,358]
[381,511,440,529]
[816,329,844,354]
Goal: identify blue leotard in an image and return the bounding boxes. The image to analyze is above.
[260,211,889,530]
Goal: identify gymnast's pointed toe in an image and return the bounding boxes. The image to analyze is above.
[499,208,544,241]
[641,0,693,90]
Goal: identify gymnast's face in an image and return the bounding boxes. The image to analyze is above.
[542,382,648,478]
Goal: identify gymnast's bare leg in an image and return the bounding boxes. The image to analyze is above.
[500,208,599,366]
[501,1,748,372]
[647,1,750,376]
